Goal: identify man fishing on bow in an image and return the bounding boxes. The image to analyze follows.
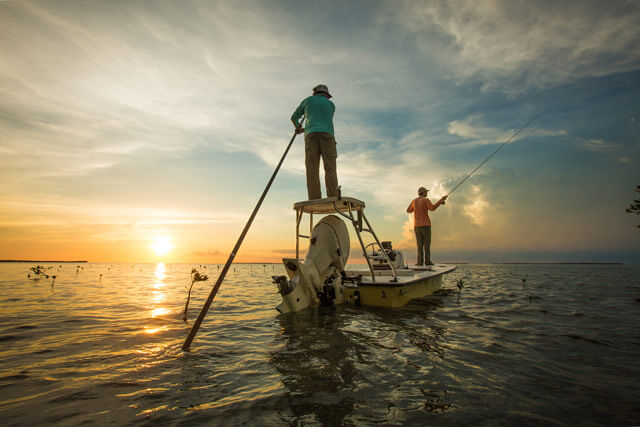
[407,187,447,266]
[291,84,339,200]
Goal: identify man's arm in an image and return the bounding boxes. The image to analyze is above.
[428,196,448,210]
[406,199,415,213]
[291,99,306,133]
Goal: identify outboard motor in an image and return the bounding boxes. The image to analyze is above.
[274,215,350,313]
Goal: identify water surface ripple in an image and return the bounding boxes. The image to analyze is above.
[0,262,639,425]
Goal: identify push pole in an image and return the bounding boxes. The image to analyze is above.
[182,129,302,350]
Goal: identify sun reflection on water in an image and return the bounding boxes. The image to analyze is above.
[142,325,169,334]
[152,291,166,304]
[150,307,170,318]
[145,263,170,331]
[154,262,166,280]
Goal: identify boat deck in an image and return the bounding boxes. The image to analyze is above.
[345,264,456,286]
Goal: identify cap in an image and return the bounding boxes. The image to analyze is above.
[313,84,332,98]
[418,187,429,194]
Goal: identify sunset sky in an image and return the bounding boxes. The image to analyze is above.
[1,0,639,263]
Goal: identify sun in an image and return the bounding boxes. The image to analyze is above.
[151,237,173,256]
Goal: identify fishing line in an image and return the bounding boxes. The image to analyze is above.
[446,113,541,197]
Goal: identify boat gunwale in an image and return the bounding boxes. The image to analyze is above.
[344,264,456,287]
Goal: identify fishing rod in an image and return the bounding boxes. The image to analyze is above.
[182,126,303,351]
[446,113,540,197]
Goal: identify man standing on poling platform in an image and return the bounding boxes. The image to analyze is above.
[407,187,447,266]
[291,84,339,200]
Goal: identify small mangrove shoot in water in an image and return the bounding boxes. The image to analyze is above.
[624,183,640,227]
[456,279,466,304]
[30,265,50,279]
[521,277,535,303]
[184,268,209,321]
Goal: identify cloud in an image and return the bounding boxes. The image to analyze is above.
[0,1,288,178]
[577,137,618,152]
[328,114,567,218]
[0,194,240,228]
[394,215,417,250]
[0,0,629,190]
[385,0,640,92]
[461,185,491,226]
[193,249,222,257]
[448,116,515,145]
[447,116,567,146]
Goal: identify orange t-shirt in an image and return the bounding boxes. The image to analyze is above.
[407,196,442,227]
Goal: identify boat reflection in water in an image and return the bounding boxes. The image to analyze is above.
[269,294,452,424]
[270,307,359,425]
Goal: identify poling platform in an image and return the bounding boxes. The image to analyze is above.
[293,197,365,214]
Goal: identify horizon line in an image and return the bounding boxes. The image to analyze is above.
[0,260,628,265]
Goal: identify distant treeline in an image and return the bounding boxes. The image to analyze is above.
[493,262,623,265]
[0,260,88,263]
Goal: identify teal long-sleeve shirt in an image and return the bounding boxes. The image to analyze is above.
[291,94,335,136]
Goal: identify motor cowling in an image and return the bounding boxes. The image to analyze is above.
[275,215,350,313]
[304,215,350,276]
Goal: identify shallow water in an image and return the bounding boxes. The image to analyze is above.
[0,262,639,425]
